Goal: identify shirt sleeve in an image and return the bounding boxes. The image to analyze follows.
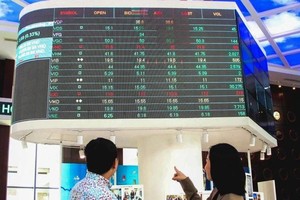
[179,177,202,200]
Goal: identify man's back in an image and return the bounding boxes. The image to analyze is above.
[70,171,117,200]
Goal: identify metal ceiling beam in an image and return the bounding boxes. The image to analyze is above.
[12,0,29,7]
[258,29,300,42]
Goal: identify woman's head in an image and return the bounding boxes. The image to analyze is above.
[205,143,245,195]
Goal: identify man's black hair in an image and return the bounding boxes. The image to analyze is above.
[84,137,117,175]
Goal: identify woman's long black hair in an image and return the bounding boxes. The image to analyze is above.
[209,143,246,195]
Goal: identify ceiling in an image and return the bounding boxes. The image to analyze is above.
[0,0,300,88]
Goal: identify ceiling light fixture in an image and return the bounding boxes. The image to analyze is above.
[203,129,209,143]
[110,135,116,144]
[77,135,83,145]
[260,151,265,160]
[19,131,33,149]
[266,145,272,156]
[21,139,28,149]
[176,130,183,143]
[261,143,268,153]
[79,148,85,159]
[249,134,256,147]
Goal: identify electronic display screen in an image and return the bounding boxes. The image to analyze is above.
[13,7,246,121]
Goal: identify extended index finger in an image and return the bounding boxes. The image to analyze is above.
[174,166,180,173]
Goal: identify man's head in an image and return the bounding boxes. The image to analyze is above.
[84,137,118,176]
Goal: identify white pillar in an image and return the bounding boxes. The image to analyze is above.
[137,133,203,200]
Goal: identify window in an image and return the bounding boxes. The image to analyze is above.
[7,139,61,200]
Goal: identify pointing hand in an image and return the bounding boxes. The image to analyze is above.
[172,166,187,181]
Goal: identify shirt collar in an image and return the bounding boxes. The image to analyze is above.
[86,171,112,187]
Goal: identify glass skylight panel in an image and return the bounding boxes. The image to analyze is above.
[276,36,300,53]
[250,0,296,12]
[268,57,284,66]
[24,0,46,4]
[261,10,300,37]
[263,44,277,55]
[0,0,23,22]
[286,52,300,67]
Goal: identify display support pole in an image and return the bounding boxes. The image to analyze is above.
[247,149,252,177]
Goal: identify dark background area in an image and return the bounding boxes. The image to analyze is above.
[251,85,300,200]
